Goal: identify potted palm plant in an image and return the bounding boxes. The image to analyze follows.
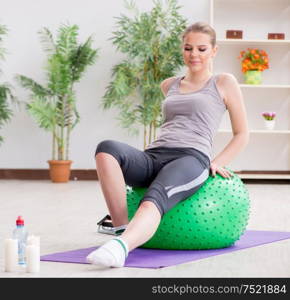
[102,0,186,148]
[0,24,15,145]
[16,24,99,182]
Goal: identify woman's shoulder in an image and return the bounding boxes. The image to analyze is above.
[160,76,179,96]
[215,72,238,86]
[215,73,239,99]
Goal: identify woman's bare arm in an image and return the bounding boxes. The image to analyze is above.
[211,73,250,178]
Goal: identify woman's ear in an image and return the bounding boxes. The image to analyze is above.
[212,45,218,58]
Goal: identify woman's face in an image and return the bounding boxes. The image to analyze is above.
[182,32,217,73]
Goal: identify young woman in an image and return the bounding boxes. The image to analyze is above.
[86,21,249,268]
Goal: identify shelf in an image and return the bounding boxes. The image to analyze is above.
[237,173,290,180]
[239,84,290,89]
[217,39,290,45]
[219,129,290,134]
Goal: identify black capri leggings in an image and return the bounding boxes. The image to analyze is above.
[95,140,211,217]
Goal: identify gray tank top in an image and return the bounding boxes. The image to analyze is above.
[146,74,227,160]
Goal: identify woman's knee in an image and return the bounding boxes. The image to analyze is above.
[95,140,121,169]
[95,139,119,156]
[139,200,163,218]
[95,152,114,166]
[140,187,165,217]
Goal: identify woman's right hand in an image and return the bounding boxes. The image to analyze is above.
[210,161,233,179]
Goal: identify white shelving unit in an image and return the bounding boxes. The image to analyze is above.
[210,0,290,180]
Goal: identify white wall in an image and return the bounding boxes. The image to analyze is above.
[0,0,289,171]
[0,0,209,169]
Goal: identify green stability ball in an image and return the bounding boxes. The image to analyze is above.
[126,171,250,250]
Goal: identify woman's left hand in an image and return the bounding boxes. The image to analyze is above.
[210,162,233,178]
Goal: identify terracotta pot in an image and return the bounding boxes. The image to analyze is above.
[47,160,72,183]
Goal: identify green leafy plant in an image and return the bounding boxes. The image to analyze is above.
[16,24,99,160]
[0,24,15,144]
[102,0,186,148]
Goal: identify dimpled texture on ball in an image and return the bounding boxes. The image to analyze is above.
[126,171,250,250]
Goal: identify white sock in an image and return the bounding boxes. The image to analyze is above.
[86,237,129,268]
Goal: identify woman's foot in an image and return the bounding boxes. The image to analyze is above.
[86,237,128,268]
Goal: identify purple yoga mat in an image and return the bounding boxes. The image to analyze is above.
[40,230,290,269]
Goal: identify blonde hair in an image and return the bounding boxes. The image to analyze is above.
[182,22,216,47]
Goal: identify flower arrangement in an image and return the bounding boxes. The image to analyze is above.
[238,48,269,73]
[262,112,276,121]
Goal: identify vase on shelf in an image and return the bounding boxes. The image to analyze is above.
[244,70,262,85]
[264,120,275,130]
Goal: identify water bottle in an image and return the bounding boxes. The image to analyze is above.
[12,216,28,265]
